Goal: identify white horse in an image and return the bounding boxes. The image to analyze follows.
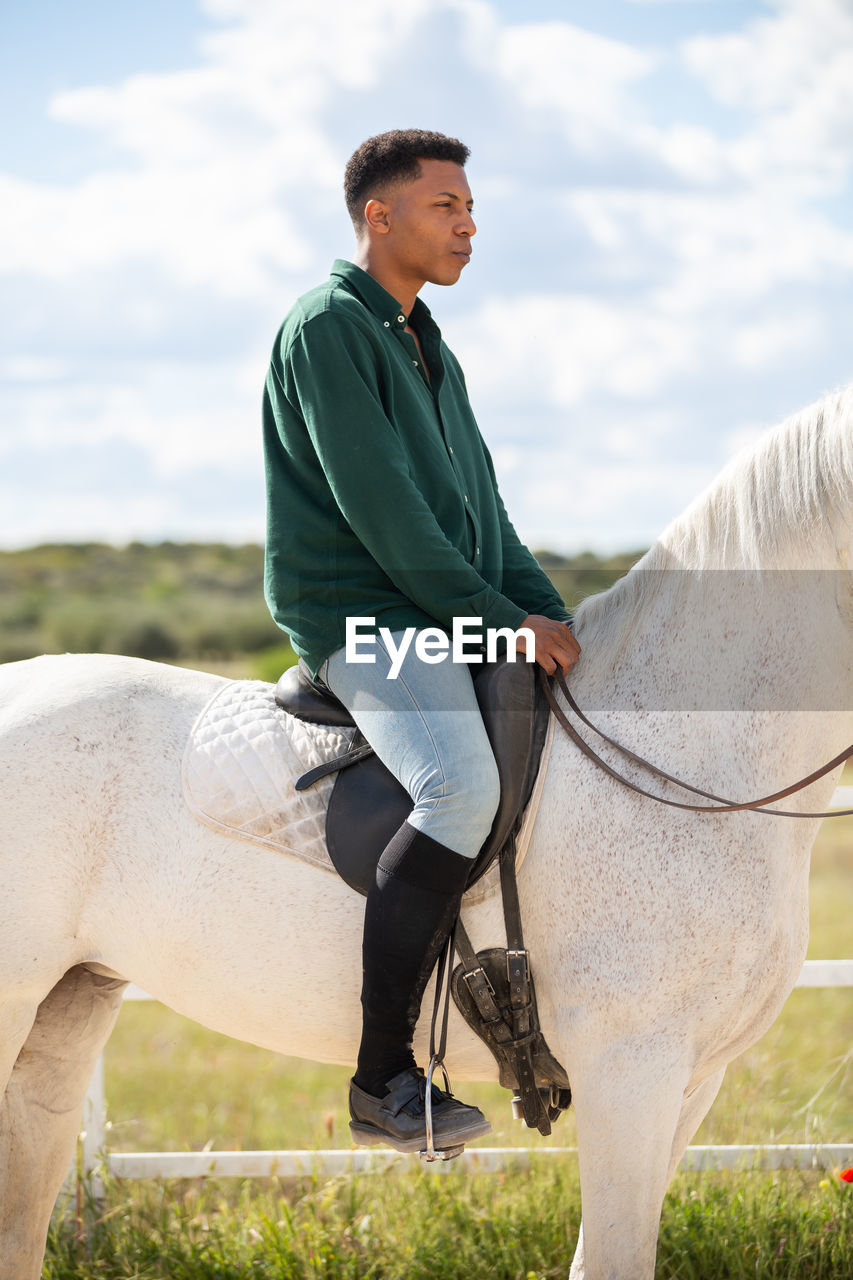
[1,387,851,1279]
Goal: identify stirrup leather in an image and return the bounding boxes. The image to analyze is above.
[451,835,572,1136]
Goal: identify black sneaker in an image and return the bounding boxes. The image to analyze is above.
[348,1067,491,1154]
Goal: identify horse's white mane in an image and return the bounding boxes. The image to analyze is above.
[574,384,853,640]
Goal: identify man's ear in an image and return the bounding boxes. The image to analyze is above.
[363,197,391,235]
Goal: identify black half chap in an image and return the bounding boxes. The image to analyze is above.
[354,821,472,1097]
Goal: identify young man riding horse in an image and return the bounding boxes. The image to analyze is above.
[262,129,579,1153]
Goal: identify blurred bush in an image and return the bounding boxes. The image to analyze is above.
[0,542,642,666]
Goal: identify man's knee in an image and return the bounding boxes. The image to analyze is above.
[445,746,500,851]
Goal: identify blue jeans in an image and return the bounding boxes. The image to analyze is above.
[321,631,500,858]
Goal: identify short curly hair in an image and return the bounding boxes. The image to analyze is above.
[344,129,470,229]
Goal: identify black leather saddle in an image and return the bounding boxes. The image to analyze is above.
[274,656,550,896]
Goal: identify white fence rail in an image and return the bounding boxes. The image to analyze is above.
[80,957,853,1184]
[80,785,852,1183]
[102,1144,853,1180]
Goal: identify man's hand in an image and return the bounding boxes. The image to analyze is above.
[517,615,580,676]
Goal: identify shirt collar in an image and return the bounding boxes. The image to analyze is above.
[330,258,437,335]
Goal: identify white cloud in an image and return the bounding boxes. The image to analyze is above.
[731,312,823,371]
[490,430,718,553]
[495,21,658,151]
[5,0,444,297]
[0,352,265,493]
[0,476,262,549]
[684,0,853,111]
[0,168,315,295]
[2,0,853,550]
[199,0,435,98]
[684,0,853,193]
[655,123,731,186]
[2,0,669,296]
[455,293,697,409]
[568,186,853,312]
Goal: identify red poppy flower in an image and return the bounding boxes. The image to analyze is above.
[840,1168,853,1183]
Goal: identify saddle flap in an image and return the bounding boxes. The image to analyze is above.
[326,755,413,895]
[467,658,551,884]
[326,656,550,896]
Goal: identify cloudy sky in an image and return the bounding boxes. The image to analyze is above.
[3,0,852,553]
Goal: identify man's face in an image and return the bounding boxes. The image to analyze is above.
[379,159,476,288]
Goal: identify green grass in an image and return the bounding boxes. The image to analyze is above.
[45,800,852,1276]
[47,1166,853,1279]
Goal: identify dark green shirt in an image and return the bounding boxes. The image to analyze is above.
[263,259,570,675]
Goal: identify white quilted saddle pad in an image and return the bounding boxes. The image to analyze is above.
[181,677,551,904]
[182,678,354,874]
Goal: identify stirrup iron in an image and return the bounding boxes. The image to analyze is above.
[418,1053,463,1163]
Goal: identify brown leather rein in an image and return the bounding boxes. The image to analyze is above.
[540,668,853,819]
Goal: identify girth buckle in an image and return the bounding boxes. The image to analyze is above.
[506,948,529,994]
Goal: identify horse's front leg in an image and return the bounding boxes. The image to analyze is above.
[566,1037,691,1280]
[666,1067,726,1179]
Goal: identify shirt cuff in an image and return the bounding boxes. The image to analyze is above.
[480,594,530,634]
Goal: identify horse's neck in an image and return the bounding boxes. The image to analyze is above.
[573,563,852,779]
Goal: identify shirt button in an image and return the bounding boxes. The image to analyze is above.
[413,360,418,366]
[383,321,390,328]
[449,446,454,453]
[464,495,469,502]
[397,314,405,324]
[476,547,481,555]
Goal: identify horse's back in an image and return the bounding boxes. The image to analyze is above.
[0,652,223,721]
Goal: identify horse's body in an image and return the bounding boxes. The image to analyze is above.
[1,389,851,1278]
